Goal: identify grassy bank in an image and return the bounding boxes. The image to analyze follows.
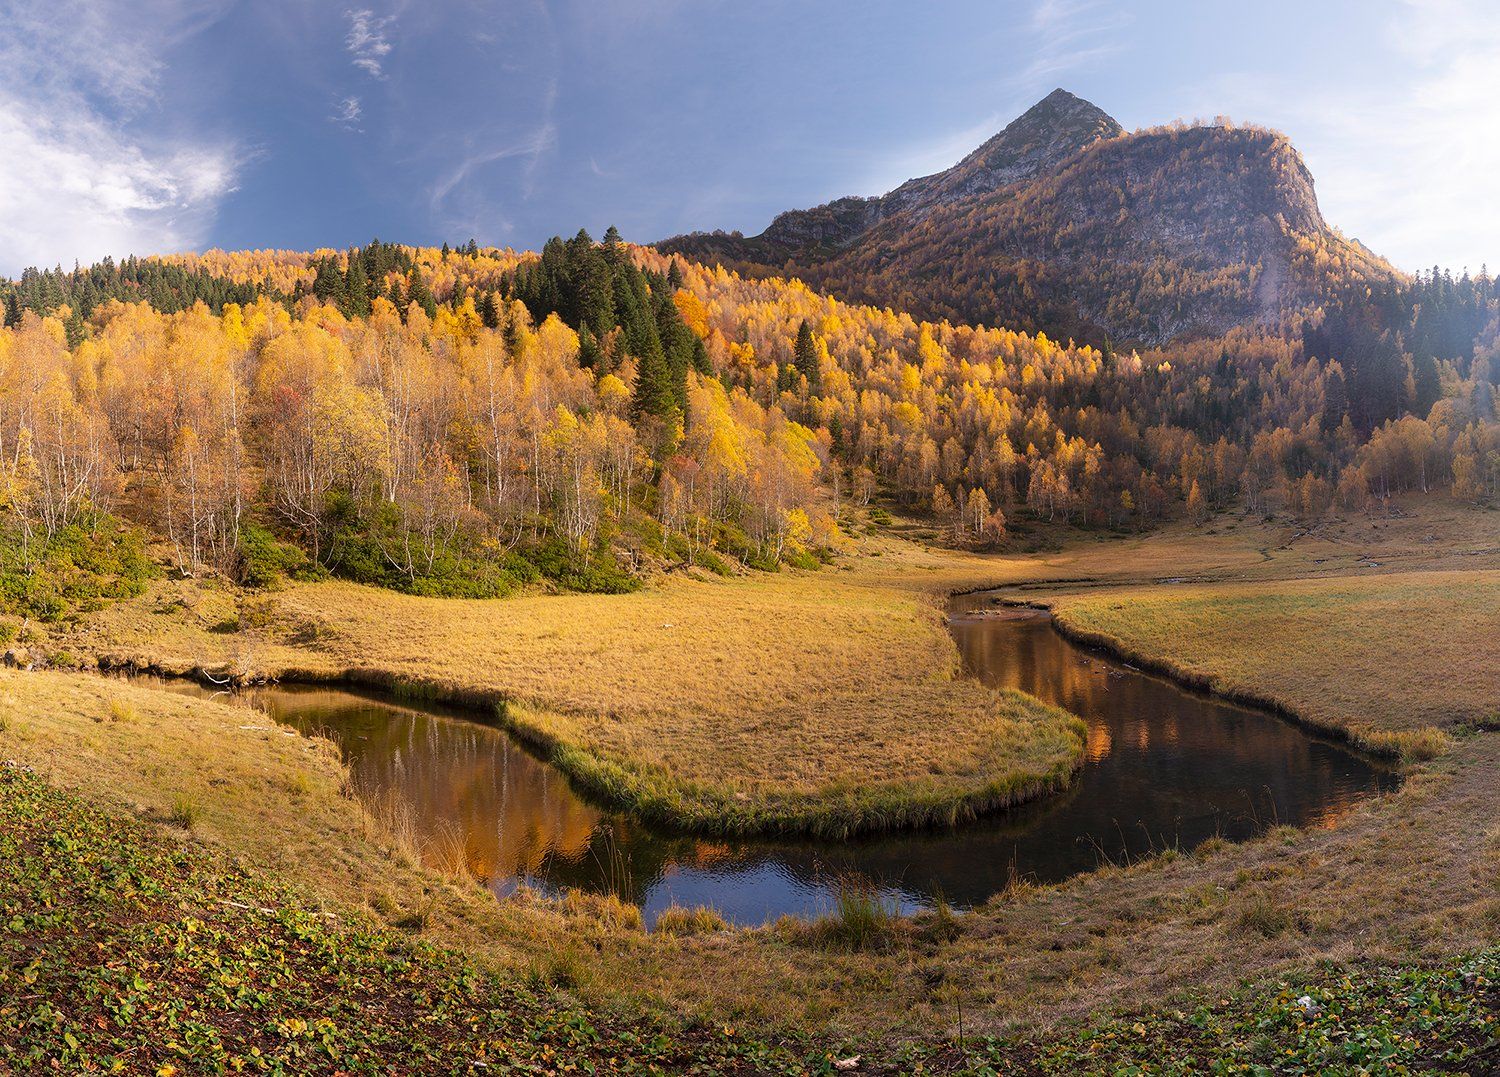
[1046,568,1500,759]
[0,762,811,1075]
[61,537,1086,837]
[5,761,1496,1075]
[558,502,1500,1035]
[10,498,1499,1048]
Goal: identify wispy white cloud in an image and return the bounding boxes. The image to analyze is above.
[1018,0,1129,89]
[345,8,395,79]
[332,94,363,130]
[426,122,558,236]
[426,65,559,237]
[0,0,239,273]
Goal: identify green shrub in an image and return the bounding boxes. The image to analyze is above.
[783,547,821,571]
[0,513,155,621]
[318,500,532,599]
[237,523,315,588]
[528,540,639,594]
[694,547,734,576]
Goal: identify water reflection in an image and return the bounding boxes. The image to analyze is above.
[148,597,1397,925]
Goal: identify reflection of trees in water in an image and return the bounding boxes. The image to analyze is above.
[248,687,606,884]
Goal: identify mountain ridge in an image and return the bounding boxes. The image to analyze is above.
[658,91,1400,346]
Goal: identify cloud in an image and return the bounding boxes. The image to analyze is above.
[1344,0,1500,270]
[426,122,559,236]
[1018,0,1129,88]
[345,8,395,78]
[332,95,364,130]
[0,95,238,272]
[425,65,559,237]
[0,0,239,273]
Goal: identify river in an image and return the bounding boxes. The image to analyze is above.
[149,592,1397,926]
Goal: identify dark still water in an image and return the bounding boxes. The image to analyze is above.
[152,594,1396,926]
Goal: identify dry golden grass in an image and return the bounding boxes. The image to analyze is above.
[1047,570,1500,757]
[575,504,1500,1034]
[10,495,1496,1041]
[66,538,1085,835]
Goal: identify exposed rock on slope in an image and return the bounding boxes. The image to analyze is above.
[659,91,1397,346]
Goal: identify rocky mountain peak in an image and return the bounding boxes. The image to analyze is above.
[884,88,1123,216]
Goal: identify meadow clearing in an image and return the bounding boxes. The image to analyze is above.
[61,534,1088,837]
[2,496,1497,1065]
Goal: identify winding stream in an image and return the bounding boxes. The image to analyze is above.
[151,592,1397,926]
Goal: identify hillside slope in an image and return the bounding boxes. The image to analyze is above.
[659,91,1399,346]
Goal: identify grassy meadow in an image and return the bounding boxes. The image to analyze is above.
[60,535,1087,836]
[1048,570,1499,758]
[2,496,1498,1068]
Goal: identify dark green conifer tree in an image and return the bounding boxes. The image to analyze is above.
[478,291,499,329]
[406,270,438,319]
[793,319,820,392]
[344,255,371,318]
[578,324,603,371]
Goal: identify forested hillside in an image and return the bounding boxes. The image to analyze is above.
[0,234,1495,616]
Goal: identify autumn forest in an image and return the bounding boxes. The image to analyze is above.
[0,228,1495,623]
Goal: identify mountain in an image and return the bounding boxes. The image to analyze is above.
[658,90,1399,347]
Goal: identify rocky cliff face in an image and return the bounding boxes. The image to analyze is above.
[658,91,1396,346]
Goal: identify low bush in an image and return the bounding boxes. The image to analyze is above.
[236,523,320,588]
[0,513,155,622]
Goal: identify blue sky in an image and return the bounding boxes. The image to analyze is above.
[1,0,1496,276]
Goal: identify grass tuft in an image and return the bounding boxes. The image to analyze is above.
[921,889,962,945]
[169,793,200,829]
[809,881,902,952]
[1232,895,1308,938]
[561,889,644,932]
[652,904,728,937]
[107,699,138,724]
